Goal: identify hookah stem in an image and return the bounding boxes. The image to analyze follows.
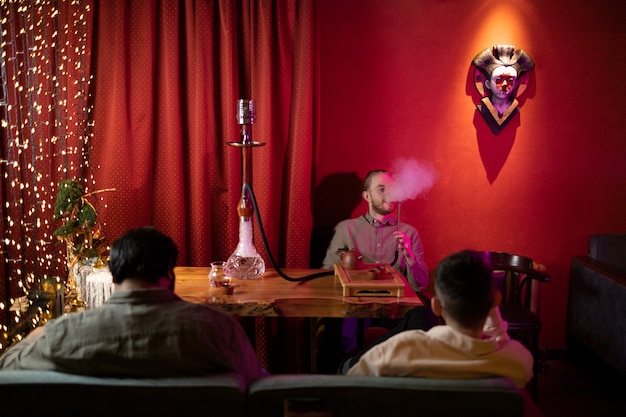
[243,182,333,282]
[390,202,400,266]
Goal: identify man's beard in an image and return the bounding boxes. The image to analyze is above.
[372,200,395,216]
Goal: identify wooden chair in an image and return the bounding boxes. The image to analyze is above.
[480,251,551,402]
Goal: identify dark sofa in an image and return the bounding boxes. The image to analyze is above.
[0,370,544,417]
[567,233,626,374]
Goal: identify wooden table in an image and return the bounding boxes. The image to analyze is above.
[174,267,423,318]
[174,266,423,372]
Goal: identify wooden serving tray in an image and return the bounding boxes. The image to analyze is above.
[334,263,406,297]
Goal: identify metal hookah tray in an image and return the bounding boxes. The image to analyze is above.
[334,263,406,297]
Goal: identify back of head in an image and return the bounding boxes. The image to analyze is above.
[434,250,494,329]
[109,227,179,285]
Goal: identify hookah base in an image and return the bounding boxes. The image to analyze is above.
[225,255,265,280]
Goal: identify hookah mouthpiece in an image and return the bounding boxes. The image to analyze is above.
[230,99,264,147]
[236,99,255,125]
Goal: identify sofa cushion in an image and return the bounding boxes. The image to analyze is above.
[589,234,626,273]
[568,256,626,374]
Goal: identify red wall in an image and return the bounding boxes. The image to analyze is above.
[314,0,626,349]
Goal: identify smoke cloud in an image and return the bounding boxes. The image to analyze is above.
[386,157,438,202]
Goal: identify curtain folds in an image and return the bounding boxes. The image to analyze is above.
[91,0,316,268]
[0,0,315,349]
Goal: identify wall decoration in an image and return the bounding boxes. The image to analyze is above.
[472,44,535,135]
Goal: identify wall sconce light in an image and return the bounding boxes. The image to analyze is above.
[472,44,535,135]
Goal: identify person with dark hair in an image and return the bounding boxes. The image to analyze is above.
[344,249,534,389]
[0,227,265,385]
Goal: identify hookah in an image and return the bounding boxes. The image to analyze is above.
[224,99,266,280]
[225,99,331,282]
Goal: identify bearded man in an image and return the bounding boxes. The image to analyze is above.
[321,169,428,292]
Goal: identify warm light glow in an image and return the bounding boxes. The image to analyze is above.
[469,1,537,54]
[1,1,97,347]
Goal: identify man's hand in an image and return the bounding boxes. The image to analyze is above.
[392,231,416,265]
[532,261,547,272]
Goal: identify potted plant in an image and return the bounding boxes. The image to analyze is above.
[53,179,113,309]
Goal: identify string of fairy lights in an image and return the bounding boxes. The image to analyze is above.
[0,0,96,350]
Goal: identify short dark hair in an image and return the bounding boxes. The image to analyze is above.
[108,227,178,284]
[434,250,494,328]
[362,169,387,191]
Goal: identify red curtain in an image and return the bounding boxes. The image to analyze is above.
[91,0,316,269]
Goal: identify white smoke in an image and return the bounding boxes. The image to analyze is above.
[386,157,438,202]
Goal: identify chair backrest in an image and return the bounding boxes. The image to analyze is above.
[481,251,550,315]
[0,370,246,417]
[247,374,525,417]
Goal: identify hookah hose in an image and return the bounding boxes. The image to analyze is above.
[244,182,334,282]
[390,250,399,267]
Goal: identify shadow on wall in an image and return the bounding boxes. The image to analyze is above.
[474,113,518,184]
[309,172,363,268]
